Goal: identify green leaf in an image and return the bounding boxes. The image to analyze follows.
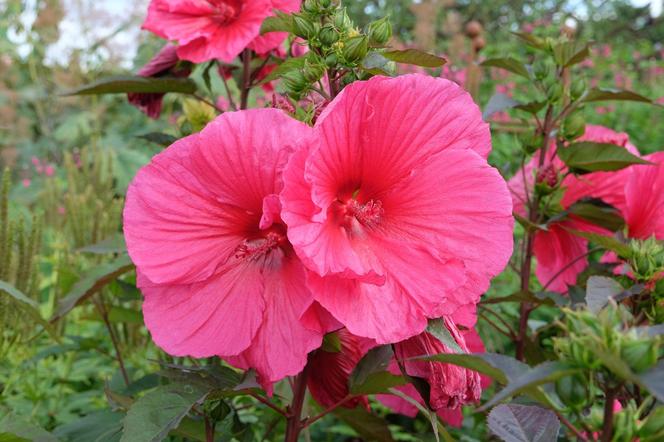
[321,332,342,353]
[381,49,446,68]
[563,228,631,257]
[514,101,547,114]
[483,93,519,120]
[348,346,406,394]
[0,281,59,340]
[558,141,651,173]
[120,383,210,442]
[77,233,127,254]
[566,199,625,231]
[513,213,546,233]
[552,41,590,67]
[333,407,395,442]
[54,410,123,442]
[0,433,30,442]
[582,88,654,104]
[638,360,664,403]
[488,404,560,442]
[421,353,529,385]
[136,132,177,147]
[427,319,462,353]
[52,255,134,321]
[362,52,395,76]
[480,362,579,410]
[480,58,530,79]
[61,76,197,96]
[0,414,58,442]
[259,11,294,34]
[586,276,624,313]
[511,32,547,50]
[259,56,307,84]
[482,290,556,307]
[0,280,39,308]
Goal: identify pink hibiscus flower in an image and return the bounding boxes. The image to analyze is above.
[377,318,488,427]
[123,109,325,385]
[508,125,640,292]
[623,152,664,240]
[142,0,295,63]
[127,44,190,119]
[280,74,514,344]
[248,0,301,55]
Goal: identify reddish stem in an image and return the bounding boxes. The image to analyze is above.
[284,363,311,442]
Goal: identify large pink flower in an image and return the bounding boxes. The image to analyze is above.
[281,74,514,344]
[123,109,324,385]
[623,152,664,240]
[142,0,292,63]
[508,125,640,292]
[248,0,301,55]
[377,318,487,428]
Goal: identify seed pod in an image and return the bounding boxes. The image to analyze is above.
[368,16,392,45]
[570,77,586,101]
[334,8,351,30]
[293,15,316,39]
[555,374,589,410]
[562,110,586,140]
[343,35,368,63]
[318,24,339,45]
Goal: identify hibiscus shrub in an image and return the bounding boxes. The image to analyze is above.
[1,1,664,441]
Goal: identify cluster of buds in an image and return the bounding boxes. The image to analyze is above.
[281,0,392,98]
[554,304,661,375]
[627,236,664,283]
[465,20,485,52]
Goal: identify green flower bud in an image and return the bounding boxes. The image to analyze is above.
[293,14,316,39]
[325,53,338,67]
[639,406,664,440]
[628,237,664,282]
[562,110,586,140]
[555,374,590,410]
[342,35,368,63]
[302,0,317,13]
[621,338,659,373]
[570,77,586,101]
[368,16,392,45]
[318,24,339,45]
[533,60,550,80]
[612,404,638,442]
[318,0,331,8]
[546,83,564,103]
[518,132,543,154]
[282,69,308,94]
[302,59,325,82]
[334,7,352,30]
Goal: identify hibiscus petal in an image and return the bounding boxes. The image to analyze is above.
[140,264,265,358]
[533,221,589,292]
[624,152,664,240]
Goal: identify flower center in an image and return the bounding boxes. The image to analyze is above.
[234,230,286,261]
[208,0,241,24]
[344,198,384,228]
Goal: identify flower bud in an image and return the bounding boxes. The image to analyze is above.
[518,132,543,154]
[293,14,316,39]
[343,35,368,63]
[472,36,486,51]
[621,338,659,373]
[325,53,338,67]
[570,77,586,101]
[533,60,550,80]
[368,17,392,45]
[546,83,564,103]
[318,24,339,45]
[628,237,664,282]
[302,59,325,82]
[182,98,216,133]
[318,0,331,8]
[282,69,308,95]
[562,110,586,140]
[334,7,352,30]
[465,20,483,38]
[302,0,317,13]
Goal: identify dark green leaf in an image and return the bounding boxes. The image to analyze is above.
[120,383,209,442]
[421,353,529,384]
[0,433,30,442]
[514,101,547,114]
[77,233,127,254]
[482,290,556,307]
[481,362,578,410]
[511,32,547,50]
[488,404,560,442]
[480,58,530,79]
[513,213,546,233]
[484,93,519,120]
[586,276,624,313]
[136,132,177,147]
[362,52,395,76]
[0,414,58,442]
[0,280,39,308]
[0,280,59,340]
[333,407,395,442]
[582,88,654,104]
[566,199,625,231]
[427,319,462,352]
[638,360,664,403]
[61,76,197,96]
[52,255,134,321]
[260,11,294,34]
[348,346,405,394]
[321,332,342,353]
[259,56,307,84]
[382,49,446,68]
[349,371,407,395]
[558,142,651,173]
[54,410,123,442]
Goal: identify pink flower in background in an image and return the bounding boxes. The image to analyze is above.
[307,328,372,410]
[508,125,640,292]
[377,318,488,427]
[142,0,273,63]
[127,44,190,118]
[123,109,325,386]
[281,75,514,344]
[248,0,301,55]
[21,179,31,188]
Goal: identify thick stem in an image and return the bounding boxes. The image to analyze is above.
[240,49,252,110]
[601,387,618,442]
[285,364,311,442]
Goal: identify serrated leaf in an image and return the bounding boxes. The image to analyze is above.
[481,362,579,410]
[51,255,134,321]
[488,404,560,442]
[333,407,395,442]
[511,32,548,49]
[136,132,177,147]
[563,228,631,257]
[582,88,654,104]
[259,11,294,34]
[558,142,651,173]
[480,58,530,79]
[484,93,519,119]
[61,76,197,96]
[382,49,446,67]
[121,383,209,442]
